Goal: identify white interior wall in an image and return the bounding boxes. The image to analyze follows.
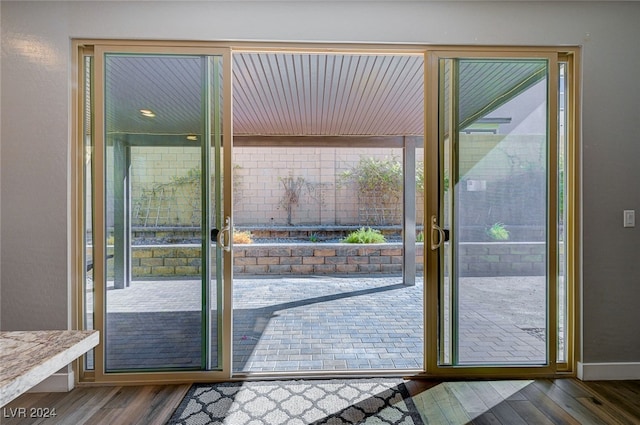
[2,1,639,368]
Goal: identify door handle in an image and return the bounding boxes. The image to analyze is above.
[430,215,449,250]
[216,216,232,252]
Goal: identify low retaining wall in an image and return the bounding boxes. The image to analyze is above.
[120,242,548,278]
[457,242,547,277]
[233,244,418,275]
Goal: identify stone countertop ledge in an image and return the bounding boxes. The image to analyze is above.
[0,330,99,407]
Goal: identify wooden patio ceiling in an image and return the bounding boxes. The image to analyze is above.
[232,53,424,137]
[103,52,546,146]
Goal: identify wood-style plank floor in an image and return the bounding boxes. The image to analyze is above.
[2,379,639,424]
[404,379,640,424]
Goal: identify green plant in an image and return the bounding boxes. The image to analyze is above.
[416,231,424,242]
[340,156,402,195]
[169,167,201,185]
[486,222,510,241]
[414,162,450,195]
[339,156,403,225]
[341,227,387,244]
[309,233,319,243]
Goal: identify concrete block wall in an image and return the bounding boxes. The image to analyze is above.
[113,136,546,231]
[130,146,201,186]
[108,243,419,278]
[129,146,203,226]
[455,135,547,229]
[110,146,427,228]
[232,146,416,226]
[102,135,548,236]
[232,243,421,275]
[131,246,203,277]
[457,242,547,277]
[104,241,551,278]
[457,134,545,181]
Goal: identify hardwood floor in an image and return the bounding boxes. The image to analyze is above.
[2,379,639,424]
[1,384,190,425]
[404,379,640,424]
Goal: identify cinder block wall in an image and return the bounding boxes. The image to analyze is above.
[232,244,415,275]
[232,147,417,226]
[95,242,550,279]
[117,136,545,232]
[120,146,427,228]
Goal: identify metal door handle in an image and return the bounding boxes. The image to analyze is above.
[217,216,232,252]
[430,215,446,250]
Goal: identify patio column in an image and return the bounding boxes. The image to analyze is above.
[112,136,131,289]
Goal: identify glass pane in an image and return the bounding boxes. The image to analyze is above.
[83,55,95,370]
[453,59,549,365]
[104,54,214,371]
[558,62,568,363]
[439,58,454,365]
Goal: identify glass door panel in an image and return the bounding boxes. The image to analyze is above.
[102,52,224,372]
[82,54,95,371]
[436,56,555,368]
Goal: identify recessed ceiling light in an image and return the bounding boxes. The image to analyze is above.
[140,109,155,118]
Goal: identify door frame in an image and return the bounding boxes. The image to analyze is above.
[423,47,580,378]
[75,43,234,383]
[73,41,579,383]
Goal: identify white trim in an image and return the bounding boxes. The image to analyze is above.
[27,372,75,393]
[577,362,640,381]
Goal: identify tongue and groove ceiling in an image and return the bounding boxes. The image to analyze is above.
[103,52,546,141]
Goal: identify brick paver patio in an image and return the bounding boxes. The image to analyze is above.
[103,275,546,372]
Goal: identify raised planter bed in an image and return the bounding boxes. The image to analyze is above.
[233,243,418,275]
[97,241,550,278]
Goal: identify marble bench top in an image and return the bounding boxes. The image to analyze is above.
[0,330,99,407]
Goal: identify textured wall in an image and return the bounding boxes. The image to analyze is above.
[122,146,415,227]
[2,1,640,365]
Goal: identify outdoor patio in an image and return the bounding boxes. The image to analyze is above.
[103,275,546,372]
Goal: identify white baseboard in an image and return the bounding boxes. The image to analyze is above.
[577,362,640,380]
[27,371,75,393]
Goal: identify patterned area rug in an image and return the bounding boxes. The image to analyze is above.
[168,378,424,424]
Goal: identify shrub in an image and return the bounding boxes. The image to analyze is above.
[277,172,325,226]
[341,227,387,244]
[486,222,510,241]
[339,156,403,225]
[233,229,253,244]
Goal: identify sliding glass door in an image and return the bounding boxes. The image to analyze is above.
[78,42,575,382]
[92,47,231,376]
[426,51,568,375]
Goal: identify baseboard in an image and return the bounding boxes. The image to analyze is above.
[27,371,75,393]
[577,362,640,380]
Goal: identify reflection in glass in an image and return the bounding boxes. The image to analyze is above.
[102,54,223,371]
[558,62,568,363]
[83,55,95,370]
[441,59,549,366]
